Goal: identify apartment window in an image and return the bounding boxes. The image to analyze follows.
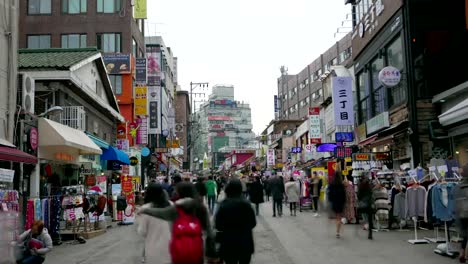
[109,75,122,95]
[97,33,121,52]
[61,34,87,48]
[28,0,51,14]
[358,71,371,123]
[386,36,406,107]
[306,97,310,104]
[97,0,121,13]
[305,79,309,85]
[27,35,51,49]
[62,0,87,14]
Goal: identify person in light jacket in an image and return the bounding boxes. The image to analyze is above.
[136,183,172,264]
[285,177,300,216]
[17,220,53,264]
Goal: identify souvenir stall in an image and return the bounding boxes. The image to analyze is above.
[0,168,20,263]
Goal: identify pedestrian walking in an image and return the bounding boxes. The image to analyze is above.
[138,182,218,264]
[248,176,265,216]
[215,179,257,264]
[310,172,323,216]
[269,175,285,217]
[357,177,375,240]
[454,164,468,263]
[17,220,53,264]
[285,177,300,216]
[205,176,218,214]
[195,176,208,203]
[328,171,346,238]
[136,183,172,264]
[264,176,271,202]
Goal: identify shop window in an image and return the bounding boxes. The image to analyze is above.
[97,0,121,13]
[61,34,87,48]
[28,0,51,15]
[357,71,371,124]
[96,33,121,53]
[109,75,122,95]
[27,35,51,49]
[62,0,87,14]
[387,37,404,70]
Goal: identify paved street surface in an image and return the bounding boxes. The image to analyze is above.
[47,201,457,264]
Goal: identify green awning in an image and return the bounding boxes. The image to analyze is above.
[85,132,110,150]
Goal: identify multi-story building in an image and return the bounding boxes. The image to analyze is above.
[18,0,146,145]
[277,34,352,121]
[192,85,256,171]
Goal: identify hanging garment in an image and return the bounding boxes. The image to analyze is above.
[405,185,427,218]
[424,183,437,223]
[393,192,406,219]
[34,199,42,221]
[50,195,62,235]
[432,183,456,222]
[25,200,35,230]
[343,183,356,221]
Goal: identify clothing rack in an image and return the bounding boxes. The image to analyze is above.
[434,221,457,257]
[408,217,429,244]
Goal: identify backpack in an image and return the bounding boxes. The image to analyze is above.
[170,207,204,264]
[455,185,468,219]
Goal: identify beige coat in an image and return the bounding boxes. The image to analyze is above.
[136,203,172,264]
[285,181,300,203]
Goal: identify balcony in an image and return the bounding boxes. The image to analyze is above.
[51,106,87,131]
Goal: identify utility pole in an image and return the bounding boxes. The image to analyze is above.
[189,82,208,172]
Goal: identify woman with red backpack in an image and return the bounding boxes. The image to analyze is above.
[138,182,218,264]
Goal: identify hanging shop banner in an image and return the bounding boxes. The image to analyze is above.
[332,77,354,126]
[96,176,107,194]
[136,117,148,145]
[135,58,147,84]
[335,132,354,142]
[308,107,321,144]
[133,0,147,19]
[327,161,337,184]
[102,53,131,74]
[134,86,148,116]
[334,147,353,159]
[30,127,38,150]
[148,86,161,134]
[146,46,161,86]
[116,139,129,152]
[267,149,275,166]
[116,123,127,139]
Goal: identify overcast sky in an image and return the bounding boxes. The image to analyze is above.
[146,0,352,134]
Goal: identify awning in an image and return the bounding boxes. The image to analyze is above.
[85,132,110,149]
[38,118,102,155]
[100,146,130,165]
[358,135,378,147]
[0,138,16,148]
[0,146,38,164]
[439,97,468,126]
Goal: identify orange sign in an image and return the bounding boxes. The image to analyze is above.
[355,154,370,161]
[375,153,391,160]
[121,176,133,194]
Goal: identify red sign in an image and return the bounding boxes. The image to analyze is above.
[30,127,38,150]
[121,175,133,194]
[208,116,231,121]
[309,107,320,115]
[310,138,322,144]
[117,123,127,139]
[327,161,337,184]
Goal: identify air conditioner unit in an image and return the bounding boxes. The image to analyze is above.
[21,74,35,114]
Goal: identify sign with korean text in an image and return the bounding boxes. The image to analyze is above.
[334,147,353,159]
[148,86,161,134]
[134,86,148,116]
[102,53,131,74]
[308,107,321,144]
[335,132,354,142]
[30,127,38,150]
[135,58,147,84]
[274,95,279,113]
[379,66,401,87]
[267,149,275,166]
[305,144,315,153]
[121,176,133,194]
[146,46,161,86]
[136,117,148,145]
[290,147,302,154]
[332,77,354,126]
[133,0,147,19]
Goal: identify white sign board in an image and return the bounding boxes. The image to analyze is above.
[267,149,275,166]
[378,66,402,87]
[0,168,15,183]
[332,77,354,126]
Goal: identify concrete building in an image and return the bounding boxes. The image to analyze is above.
[192,85,255,171]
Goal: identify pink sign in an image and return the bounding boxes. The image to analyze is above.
[136,117,148,145]
[30,127,38,150]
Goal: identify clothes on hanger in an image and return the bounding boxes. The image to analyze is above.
[431,183,456,222]
[393,191,406,220]
[406,185,427,218]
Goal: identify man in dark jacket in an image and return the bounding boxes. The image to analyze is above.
[269,175,285,217]
[215,179,256,264]
[195,177,208,202]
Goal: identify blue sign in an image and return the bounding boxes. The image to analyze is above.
[335,132,354,142]
[141,147,150,157]
[290,147,302,153]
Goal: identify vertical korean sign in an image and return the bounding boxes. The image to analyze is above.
[267,149,275,166]
[135,58,147,84]
[136,117,148,145]
[309,107,321,144]
[332,77,354,126]
[148,86,161,134]
[134,86,148,116]
[146,46,161,86]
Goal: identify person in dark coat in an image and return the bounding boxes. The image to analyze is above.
[264,176,271,201]
[328,171,346,238]
[215,179,257,264]
[269,175,285,217]
[248,176,265,216]
[195,176,207,202]
[357,177,374,240]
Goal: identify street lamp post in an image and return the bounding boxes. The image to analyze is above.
[189,82,208,172]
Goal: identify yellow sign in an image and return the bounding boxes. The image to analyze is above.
[134,0,147,19]
[165,139,180,148]
[134,86,148,115]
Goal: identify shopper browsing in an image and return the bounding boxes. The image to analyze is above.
[17,220,53,264]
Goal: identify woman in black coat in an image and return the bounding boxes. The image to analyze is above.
[328,171,346,238]
[215,179,257,264]
[357,177,374,240]
[249,176,265,216]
